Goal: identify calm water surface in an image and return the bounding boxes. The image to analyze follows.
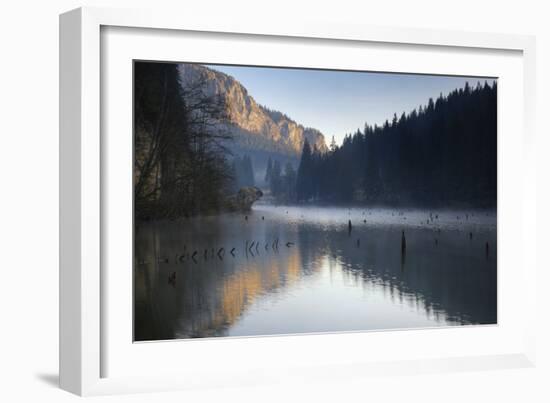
[134,205,497,341]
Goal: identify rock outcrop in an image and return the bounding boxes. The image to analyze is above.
[226,187,264,212]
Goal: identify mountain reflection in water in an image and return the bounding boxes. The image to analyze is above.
[134,205,497,341]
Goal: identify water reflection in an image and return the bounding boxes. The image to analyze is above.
[134,206,497,341]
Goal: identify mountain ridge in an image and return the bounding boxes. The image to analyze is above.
[178,64,328,158]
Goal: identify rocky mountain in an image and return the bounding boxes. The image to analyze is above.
[178,64,328,159]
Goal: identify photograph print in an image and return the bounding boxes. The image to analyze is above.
[133,61,497,341]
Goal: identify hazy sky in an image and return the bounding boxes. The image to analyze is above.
[206,64,495,146]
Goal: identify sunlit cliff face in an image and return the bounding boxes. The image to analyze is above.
[178,64,328,156]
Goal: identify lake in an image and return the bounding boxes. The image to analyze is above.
[134,205,497,341]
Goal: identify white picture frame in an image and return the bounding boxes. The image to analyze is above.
[60,6,537,396]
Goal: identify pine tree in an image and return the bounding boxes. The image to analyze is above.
[243,155,255,186]
[270,160,282,196]
[265,157,273,184]
[283,162,297,202]
[330,136,337,152]
[296,139,312,201]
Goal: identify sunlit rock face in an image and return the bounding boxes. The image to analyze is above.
[179,64,328,157]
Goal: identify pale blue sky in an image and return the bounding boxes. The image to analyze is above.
[206,64,495,146]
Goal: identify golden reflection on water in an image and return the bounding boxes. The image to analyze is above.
[211,248,305,335]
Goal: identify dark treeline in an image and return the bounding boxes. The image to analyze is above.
[296,81,497,207]
[265,157,297,203]
[230,154,255,191]
[134,62,233,219]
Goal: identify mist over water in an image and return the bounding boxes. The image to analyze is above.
[134,205,496,341]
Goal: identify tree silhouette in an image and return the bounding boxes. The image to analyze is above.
[265,157,273,184]
[296,139,313,202]
[134,61,232,219]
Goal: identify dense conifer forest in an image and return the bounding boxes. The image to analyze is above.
[295,81,497,207]
[264,157,297,202]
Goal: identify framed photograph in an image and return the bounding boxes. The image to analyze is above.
[60,7,537,396]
